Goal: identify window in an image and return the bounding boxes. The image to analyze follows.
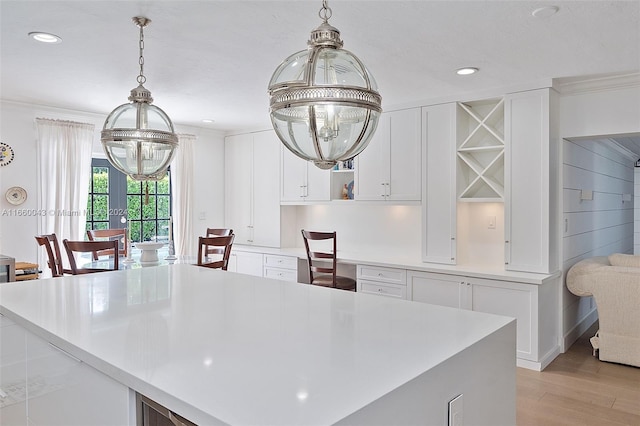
[87,159,172,242]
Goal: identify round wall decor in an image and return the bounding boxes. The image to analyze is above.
[0,143,15,166]
[5,186,27,205]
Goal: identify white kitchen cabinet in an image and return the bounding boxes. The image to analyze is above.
[263,254,298,282]
[225,130,281,247]
[26,332,132,425]
[504,88,558,274]
[0,314,27,425]
[357,265,407,299]
[281,146,330,203]
[408,271,465,309]
[355,108,421,202]
[408,270,560,369]
[0,315,131,426]
[228,250,264,277]
[422,103,457,264]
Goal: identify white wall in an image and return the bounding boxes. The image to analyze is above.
[558,78,640,350]
[0,100,225,268]
[559,82,640,139]
[561,138,635,346]
[293,204,422,257]
[456,202,505,267]
[636,168,640,254]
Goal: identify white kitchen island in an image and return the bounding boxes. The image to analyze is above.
[0,264,516,425]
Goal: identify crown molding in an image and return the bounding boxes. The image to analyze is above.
[553,72,640,96]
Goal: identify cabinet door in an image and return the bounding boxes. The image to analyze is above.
[408,271,464,309]
[252,131,281,247]
[468,277,536,361]
[305,162,331,201]
[387,108,421,201]
[504,88,554,273]
[230,251,263,277]
[281,147,307,202]
[355,114,389,200]
[0,315,27,425]
[26,332,130,425]
[225,134,253,244]
[422,104,457,264]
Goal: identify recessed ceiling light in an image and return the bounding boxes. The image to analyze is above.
[201,119,215,124]
[532,6,559,18]
[28,32,62,44]
[456,67,479,76]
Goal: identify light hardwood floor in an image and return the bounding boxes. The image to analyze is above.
[517,323,640,425]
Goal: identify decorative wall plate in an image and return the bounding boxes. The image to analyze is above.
[5,186,27,205]
[0,143,15,166]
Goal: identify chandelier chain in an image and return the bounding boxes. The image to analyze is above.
[318,0,332,22]
[137,25,146,85]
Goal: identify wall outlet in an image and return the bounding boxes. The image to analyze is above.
[448,394,463,426]
[199,212,207,220]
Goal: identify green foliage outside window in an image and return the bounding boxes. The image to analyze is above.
[87,165,171,243]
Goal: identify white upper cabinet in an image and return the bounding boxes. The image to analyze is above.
[355,108,422,202]
[225,130,281,247]
[504,88,558,274]
[422,103,457,264]
[281,146,330,203]
[225,134,253,244]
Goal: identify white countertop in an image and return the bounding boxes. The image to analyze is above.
[0,264,513,425]
[235,244,559,285]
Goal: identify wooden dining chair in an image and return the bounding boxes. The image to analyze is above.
[196,235,235,270]
[301,230,356,291]
[205,228,233,256]
[63,239,119,275]
[87,228,128,260]
[35,233,72,277]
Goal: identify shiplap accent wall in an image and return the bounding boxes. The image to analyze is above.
[562,139,635,342]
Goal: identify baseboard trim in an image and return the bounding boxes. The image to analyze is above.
[563,309,598,352]
[516,345,562,371]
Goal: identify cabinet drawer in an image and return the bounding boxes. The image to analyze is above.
[263,254,298,270]
[357,265,406,285]
[358,280,406,299]
[264,267,298,282]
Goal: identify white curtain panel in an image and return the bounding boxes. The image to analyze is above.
[171,134,196,257]
[35,118,94,268]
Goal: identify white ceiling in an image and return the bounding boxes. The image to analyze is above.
[1,0,639,140]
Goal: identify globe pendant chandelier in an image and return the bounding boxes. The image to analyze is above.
[268,0,382,170]
[101,17,178,181]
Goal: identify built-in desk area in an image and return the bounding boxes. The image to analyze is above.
[231,244,561,370]
[0,264,516,425]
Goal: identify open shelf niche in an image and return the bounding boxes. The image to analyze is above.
[330,160,355,201]
[456,98,505,202]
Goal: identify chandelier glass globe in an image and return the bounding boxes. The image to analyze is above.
[268,2,382,169]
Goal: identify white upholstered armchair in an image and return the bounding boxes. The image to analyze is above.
[566,254,640,368]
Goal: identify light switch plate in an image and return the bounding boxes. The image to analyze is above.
[488,216,496,229]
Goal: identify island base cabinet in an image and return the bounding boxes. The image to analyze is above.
[25,330,132,425]
[0,314,27,425]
